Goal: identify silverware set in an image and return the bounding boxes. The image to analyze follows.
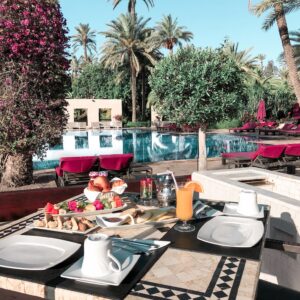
[112,238,159,255]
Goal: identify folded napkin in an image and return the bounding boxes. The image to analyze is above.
[193,201,223,219]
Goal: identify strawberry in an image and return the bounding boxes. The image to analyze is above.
[114,195,123,208]
[50,208,59,215]
[45,202,54,214]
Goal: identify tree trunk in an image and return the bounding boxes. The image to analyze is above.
[198,128,207,170]
[131,64,137,122]
[130,0,136,18]
[1,154,33,187]
[83,42,88,63]
[141,70,146,120]
[275,3,300,104]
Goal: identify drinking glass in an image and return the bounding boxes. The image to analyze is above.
[174,187,195,232]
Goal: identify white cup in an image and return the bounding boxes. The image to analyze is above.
[81,233,121,277]
[237,190,259,216]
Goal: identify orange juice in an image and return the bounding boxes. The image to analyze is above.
[176,188,193,221]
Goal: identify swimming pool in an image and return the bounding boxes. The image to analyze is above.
[33,129,259,170]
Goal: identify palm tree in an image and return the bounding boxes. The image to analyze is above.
[109,0,154,17]
[222,41,259,75]
[100,13,159,122]
[286,29,300,70]
[72,23,97,63]
[257,54,266,69]
[154,14,193,55]
[70,55,82,79]
[249,0,300,104]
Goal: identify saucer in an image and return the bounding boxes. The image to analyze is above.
[223,203,264,219]
[61,247,140,286]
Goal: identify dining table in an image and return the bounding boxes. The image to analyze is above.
[0,182,269,300]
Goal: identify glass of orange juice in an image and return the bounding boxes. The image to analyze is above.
[174,187,195,232]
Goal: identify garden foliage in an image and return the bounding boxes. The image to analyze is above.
[71,63,131,102]
[149,46,246,129]
[0,0,70,158]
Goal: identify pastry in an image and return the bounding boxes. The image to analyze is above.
[136,211,152,224]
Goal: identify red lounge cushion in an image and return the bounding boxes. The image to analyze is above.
[56,156,98,177]
[99,154,133,171]
[258,145,286,159]
[221,151,259,160]
[285,144,300,156]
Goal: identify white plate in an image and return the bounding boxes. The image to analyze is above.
[61,248,140,286]
[0,235,80,270]
[28,223,98,235]
[223,203,264,219]
[197,216,264,248]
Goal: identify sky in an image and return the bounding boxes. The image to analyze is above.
[60,0,300,65]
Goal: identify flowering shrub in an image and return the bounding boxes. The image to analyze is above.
[113,114,122,121]
[0,0,70,185]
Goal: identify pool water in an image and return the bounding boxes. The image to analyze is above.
[33,129,258,170]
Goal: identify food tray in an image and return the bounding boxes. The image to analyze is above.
[28,222,98,235]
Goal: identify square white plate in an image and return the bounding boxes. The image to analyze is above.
[197,216,264,248]
[61,248,140,286]
[0,235,80,270]
[223,203,264,219]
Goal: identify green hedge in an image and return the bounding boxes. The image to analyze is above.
[125,121,151,128]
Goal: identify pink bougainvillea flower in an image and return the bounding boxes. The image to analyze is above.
[11,44,19,53]
[93,200,104,210]
[21,19,30,26]
[68,200,77,211]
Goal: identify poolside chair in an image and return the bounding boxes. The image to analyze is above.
[222,145,286,169]
[91,122,101,130]
[281,124,300,136]
[55,156,99,186]
[251,144,286,169]
[257,123,294,135]
[99,153,134,178]
[221,147,261,168]
[229,121,257,133]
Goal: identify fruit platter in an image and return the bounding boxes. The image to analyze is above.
[42,175,128,218]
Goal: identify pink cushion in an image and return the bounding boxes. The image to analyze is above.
[99,154,133,171]
[221,151,258,160]
[258,145,286,159]
[55,156,98,177]
[284,144,300,156]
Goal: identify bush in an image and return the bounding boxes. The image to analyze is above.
[149,46,246,129]
[210,118,241,129]
[125,121,150,128]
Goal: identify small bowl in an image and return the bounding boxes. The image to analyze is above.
[110,177,128,195]
[96,213,132,227]
[84,188,100,203]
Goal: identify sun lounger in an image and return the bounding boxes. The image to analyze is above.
[67,122,87,130]
[257,123,294,135]
[99,153,134,178]
[221,148,261,168]
[229,122,257,133]
[222,145,286,169]
[55,156,99,186]
[281,124,300,136]
[251,145,286,169]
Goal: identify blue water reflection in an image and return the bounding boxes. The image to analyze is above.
[33,130,258,169]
